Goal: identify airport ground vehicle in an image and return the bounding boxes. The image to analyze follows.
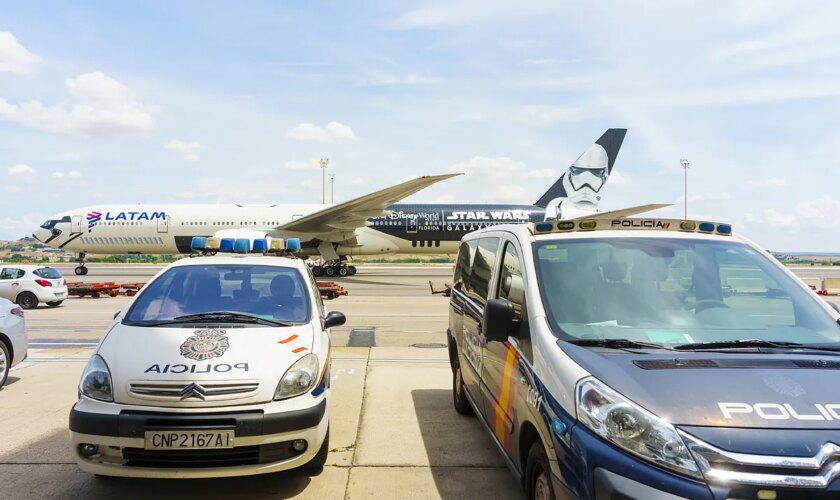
[69,243,346,478]
[0,265,68,309]
[0,297,26,388]
[448,218,840,499]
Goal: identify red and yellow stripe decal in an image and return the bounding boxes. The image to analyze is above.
[493,343,519,448]
[314,341,331,390]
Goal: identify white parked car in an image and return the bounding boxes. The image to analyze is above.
[69,253,345,478]
[0,297,27,388]
[0,265,68,309]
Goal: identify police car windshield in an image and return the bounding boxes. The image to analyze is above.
[124,264,310,326]
[533,238,840,346]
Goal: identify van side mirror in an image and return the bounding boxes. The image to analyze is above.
[324,311,346,329]
[484,298,517,343]
[113,310,121,320]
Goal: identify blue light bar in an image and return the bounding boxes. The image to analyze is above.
[716,224,732,235]
[234,238,251,253]
[219,238,235,252]
[698,222,715,232]
[534,222,553,233]
[252,239,268,252]
[190,236,207,251]
[286,238,301,252]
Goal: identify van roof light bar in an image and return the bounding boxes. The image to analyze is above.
[531,218,733,236]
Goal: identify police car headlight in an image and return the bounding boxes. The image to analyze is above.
[79,354,114,402]
[576,377,701,479]
[274,353,319,400]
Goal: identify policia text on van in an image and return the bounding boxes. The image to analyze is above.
[447,217,840,500]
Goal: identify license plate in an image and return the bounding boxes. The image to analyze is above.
[144,429,234,450]
[54,293,65,297]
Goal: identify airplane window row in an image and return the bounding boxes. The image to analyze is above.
[411,240,441,248]
[178,221,285,227]
[100,221,146,226]
[80,236,163,245]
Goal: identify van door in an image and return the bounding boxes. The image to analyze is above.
[467,237,500,419]
[481,239,528,456]
[452,240,483,414]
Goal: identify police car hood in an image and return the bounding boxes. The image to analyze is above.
[99,323,317,407]
[563,343,840,429]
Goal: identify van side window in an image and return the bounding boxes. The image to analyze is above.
[468,237,500,306]
[498,242,525,318]
[454,240,477,293]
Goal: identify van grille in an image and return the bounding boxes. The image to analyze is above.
[129,381,260,402]
[122,441,303,468]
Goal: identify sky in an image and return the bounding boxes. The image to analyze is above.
[1,0,839,251]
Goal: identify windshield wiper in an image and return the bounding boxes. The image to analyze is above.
[674,339,805,351]
[148,312,293,327]
[566,338,671,350]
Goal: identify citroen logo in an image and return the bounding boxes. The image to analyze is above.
[179,383,207,400]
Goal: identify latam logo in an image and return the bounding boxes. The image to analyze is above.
[86,211,102,231]
[86,210,166,231]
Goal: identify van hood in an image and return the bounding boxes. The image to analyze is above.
[98,323,317,407]
[562,342,840,429]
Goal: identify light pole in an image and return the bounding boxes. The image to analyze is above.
[320,158,329,204]
[680,158,689,219]
[329,174,335,204]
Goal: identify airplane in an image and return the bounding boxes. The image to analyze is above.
[32,129,627,277]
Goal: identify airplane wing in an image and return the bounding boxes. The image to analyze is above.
[277,174,461,234]
[574,203,672,219]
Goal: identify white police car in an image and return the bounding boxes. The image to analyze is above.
[70,237,345,478]
[448,218,840,499]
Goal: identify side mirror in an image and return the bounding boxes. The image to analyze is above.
[324,311,346,329]
[113,310,121,320]
[484,298,516,343]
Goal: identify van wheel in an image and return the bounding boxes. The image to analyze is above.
[16,292,38,310]
[525,441,555,500]
[305,427,329,470]
[0,340,10,387]
[47,301,63,307]
[452,359,474,416]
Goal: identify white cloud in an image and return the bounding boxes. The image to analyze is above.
[8,164,36,180]
[287,121,356,143]
[450,156,525,179]
[284,158,324,171]
[510,105,581,125]
[0,32,41,76]
[0,212,46,239]
[488,185,527,202]
[51,170,82,179]
[608,170,629,185]
[524,168,556,179]
[164,140,204,161]
[798,195,840,220]
[750,177,788,187]
[764,208,796,228]
[0,72,154,137]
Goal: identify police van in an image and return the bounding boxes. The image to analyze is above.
[447,217,840,499]
[69,237,346,478]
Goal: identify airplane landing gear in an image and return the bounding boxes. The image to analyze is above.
[74,253,88,276]
[310,261,356,278]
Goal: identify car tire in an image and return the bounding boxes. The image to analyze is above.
[338,267,348,277]
[452,359,474,416]
[305,427,329,470]
[46,301,63,307]
[312,266,323,277]
[525,441,555,500]
[0,340,9,388]
[16,292,38,310]
[325,267,336,277]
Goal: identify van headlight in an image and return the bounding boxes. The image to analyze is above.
[576,377,701,479]
[274,353,319,400]
[79,354,114,402]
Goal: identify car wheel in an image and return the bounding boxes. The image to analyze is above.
[305,427,329,470]
[46,301,63,307]
[338,267,348,277]
[312,266,323,277]
[325,267,336,277]
[0,341,9,388]
[452,359,474,416]
[525,441,555,500]
[16,292,38,310]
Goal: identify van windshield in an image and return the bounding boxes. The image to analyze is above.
[125,265,310,326]
[533,238,840,345]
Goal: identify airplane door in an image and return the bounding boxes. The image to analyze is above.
[71,216,82,234]
[407,214,418,234]
[157,216,169,233]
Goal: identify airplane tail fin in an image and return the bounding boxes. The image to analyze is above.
[534,128,627,208]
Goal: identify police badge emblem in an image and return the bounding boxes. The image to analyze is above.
[180,328,230,361]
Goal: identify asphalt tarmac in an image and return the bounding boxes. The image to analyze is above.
[2,263,839,499]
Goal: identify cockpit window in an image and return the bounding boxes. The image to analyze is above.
[40,216,70,230]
